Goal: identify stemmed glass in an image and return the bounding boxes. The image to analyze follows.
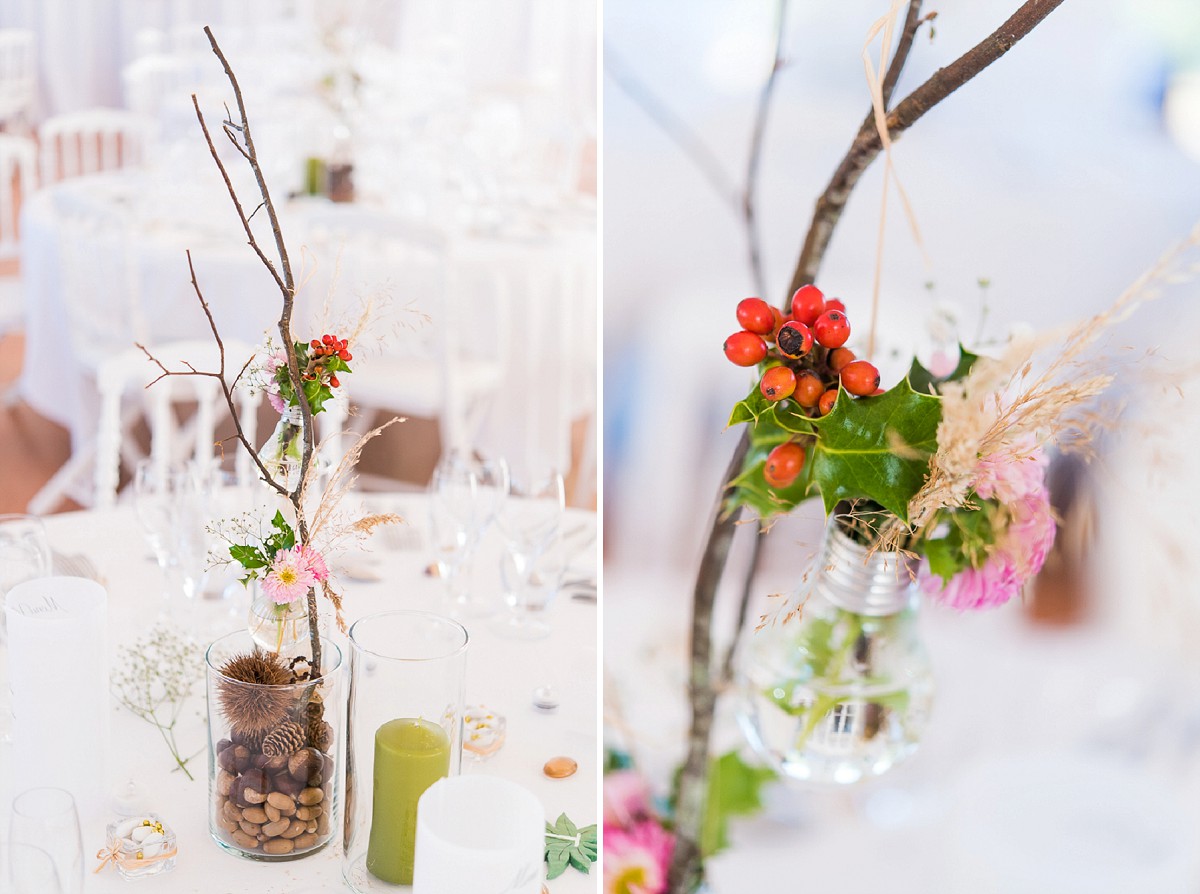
[494,466,564,639]
[9,787,82,894]
[133,459,213,607]
[2,842,62,894]
[429,451,509,617]
[0,515,52,598]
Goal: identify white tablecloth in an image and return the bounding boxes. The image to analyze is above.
[0,495,599,893]
[18,168,596,475]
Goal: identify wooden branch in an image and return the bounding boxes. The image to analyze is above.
[742,0,790,298]
[787,0,1065,297]
[198,27,321,672]
[670,2,1068,889]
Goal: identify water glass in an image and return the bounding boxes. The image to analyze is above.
[133,459,174,571]
[494,467,564,639]
[133,460,213,604]
[9,787,83,894]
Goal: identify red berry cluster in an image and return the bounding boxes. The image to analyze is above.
[305,333,352,389]
[723,285,883,489]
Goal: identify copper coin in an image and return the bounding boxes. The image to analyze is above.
[543,756,578,779]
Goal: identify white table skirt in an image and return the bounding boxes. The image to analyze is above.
[1,495,599,893]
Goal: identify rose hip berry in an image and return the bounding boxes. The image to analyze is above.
[823,298,846,315]
[764,442,806,488]
[840,360,881,396]
[329,375,340,388]
[777,320,814,358]
[736,297,776,335]
[827,347,856,373]
[813,310,850,349]
[818,388,839,416]
[724,330,768,367]
[790,285,826,326]
[759,366,796,401]
[792,370,824,408]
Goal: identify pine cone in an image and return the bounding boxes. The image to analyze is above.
[308,719,334,752]
[261,720,306,757]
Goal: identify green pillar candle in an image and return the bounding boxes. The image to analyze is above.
[366,718,451,885]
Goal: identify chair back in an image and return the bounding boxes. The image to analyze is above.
[0,133,35,261]
[39,109,150,184]
[93,339,262,509]
[0,30,35,128]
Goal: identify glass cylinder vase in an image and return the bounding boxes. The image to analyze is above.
[735,520,933,785]
[205,630,344,860]
[343,611,468,892]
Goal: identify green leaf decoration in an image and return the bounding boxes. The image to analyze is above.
[806,380,942,521]
[544,813,597,879]
[907,345,979,395]
[698,751,777,857]
[229,544,266,569]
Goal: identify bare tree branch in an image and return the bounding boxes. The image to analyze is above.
[742,0,790,297]
[670,2,1068,889]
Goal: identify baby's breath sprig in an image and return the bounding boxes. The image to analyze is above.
[111,625,202,781]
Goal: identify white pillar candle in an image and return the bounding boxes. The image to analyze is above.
[4,577,109,816]
[413,775,543,894]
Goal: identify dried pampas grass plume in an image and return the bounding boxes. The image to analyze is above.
[215,650,294,736]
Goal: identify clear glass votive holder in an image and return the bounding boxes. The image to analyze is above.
[205,630,344,861]
[343,611,468,892]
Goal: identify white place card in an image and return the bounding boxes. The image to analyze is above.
[5,577,109,815]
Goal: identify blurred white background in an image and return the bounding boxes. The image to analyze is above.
[603,2,1200,891]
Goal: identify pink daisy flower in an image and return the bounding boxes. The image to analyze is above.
[262,547,317,604]
[603,771,654,826]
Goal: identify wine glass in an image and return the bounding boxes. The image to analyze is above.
[429,451,510,617]
[0,514,52,628]
[133,459,175,573]
[170,463,213,603]
[494,467,564,639]
[9,787,82,894]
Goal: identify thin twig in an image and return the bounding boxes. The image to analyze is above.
[604,45,741,210]
[742,0,790,298]
[670,2,1069,889]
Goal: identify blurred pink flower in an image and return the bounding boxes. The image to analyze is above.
[920,444,1056,610]
[262,547,317,604]
[263,350,288,413]
[604,820,674,894]
[603,771,654,826]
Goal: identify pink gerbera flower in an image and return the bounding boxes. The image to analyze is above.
[604,820,674,894]
[262,547,318,604]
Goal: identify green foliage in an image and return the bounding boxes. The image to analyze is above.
[727,377,942,523]
[544,813,597,879]
[906,345,979,394]
[273,341,352,416]
[921,498,998,582]
[229,510,297,583]
[806,380,942,521]
[698,751,777,857]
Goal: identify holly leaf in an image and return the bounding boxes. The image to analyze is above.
[807,380,941,521]
[544,813,597,879]
[229,544,266,569]
[907,344,979,394]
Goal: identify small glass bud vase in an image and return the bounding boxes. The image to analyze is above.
[247,582,313,659]
[735,519,934,784]
[205,631,344,861]
[343,611,468,892]
[263,405,304,491]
